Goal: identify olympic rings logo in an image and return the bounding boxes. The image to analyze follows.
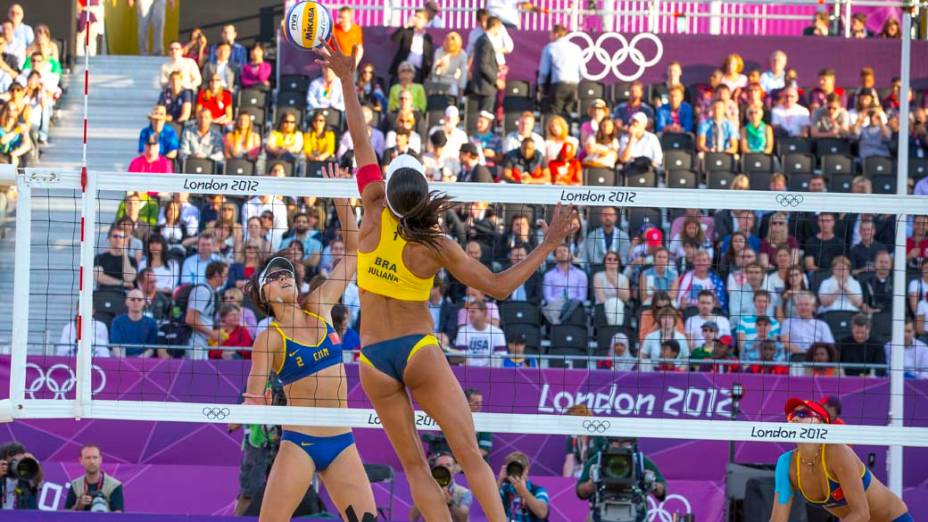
[582,419,611,433]
[202,407,231,420]
[776,194,804,208]
[646,494,693,522]
[566,32,664,82]
[25,363,106,400]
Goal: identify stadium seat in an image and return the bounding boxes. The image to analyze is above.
[578,80,605,101]
[870,174,897,194]
[814,138,851,158]
[664,150,695,172]
[627,208,662,233]
[503,324,543,355]
[426,94,453,112]
[505,80,531,98]
[502,98,534,134]
[820,153,854,177]
[238,88,267,110]
[93,289,127,328]
[549,325,589,369]
[166,121,183,139]
[500,301,540,327]
[748,171,774,190]
[808,269,830,294]
[583,167,616,187]
[704,152,737,173]
[277,91,305,110]
[909,158,928,182]
[624,168,657,188]
[279,74,310,95]
[224,158,255,176]
[707,171,735,189]
[787,173,813,191]
[609,82,633,105]
[660,132,695,151]
[828,173,855,193]
[238,106,265,130]
[742,153,774,175]
[319,108,344,132]
[776,136,812,158]
[862,156,895,177]
[821,311,856,342]
[463,98,481,134]
[305,160,327,178]
[182,157,217,175]
[783,153,815,177]
[560,305,588,328]
[666,170,697,189]
[595,325,630,355]
[869,311,893,344]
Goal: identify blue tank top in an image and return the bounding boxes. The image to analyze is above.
[270,311,343,386]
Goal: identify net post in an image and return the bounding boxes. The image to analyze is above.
[888,4,913,497]
[8,166,30,412]
[74,170,98,419]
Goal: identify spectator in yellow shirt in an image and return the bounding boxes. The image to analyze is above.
[265,114,303,161]
[303,110,335,161]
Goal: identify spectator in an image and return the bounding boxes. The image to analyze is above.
[209,24,246,67]
[409,453,471,521]
[684,290,732,347]
[909,260,928,316]
[209,303,252,360]
[19,49,60,99]
[157,200,198,254]
[650,60,685,107]
[838,313,886,377]
[196,74,233,126]
[780,290,835,356]
[848,88,882,126]
[65,443,123,511]
[94,226,137,290]
[466,111,502,167]
[670,216,713,262]
[25,24,59,67]
[56,303,110,357]
[337,103,385,160]
[458,142,493,183]
[0,105,31,166]
[279,212,323,270]
[548,141,582,185]
[582,206,630,266]
[185,260,227,359]
[499,244,542,304]
[389,9,433,83]
[884,317,928,379]
[809,68,846,111]
[760,212,799,269]
[860,250,894,314]
[698,99,738,154]
[806,342,839,376]
[138,104,179,159]
[713,84,740,128]
[160,40,201,91]
[729,260,773,324]
[583,117,620,168]
[318,237,346,278]
[224,112,261,161]
[110,289,162,358]
[880,17,901,38]
[741,105,774,154]
[503,111,545,153]
[422,131,456,181]
[854,109,891,160]
[777,264,809,323]
[617,112,662,167]
[689,322,738,373]
[429,105,469,157]
[430,31,467,97]
[467,389,493,458]
[740,315,784,362]
[593,251,630,324]
[771,86,810,137]
[759,50,788,94]
[7,4,32,49]
[265,114,303,161]
[180,107,224,164]
[158,70,192,123]
[656,339,686,372]
[303,109,335,162]
[427,277,458,347]
[332,7,364,64]
[0,442,41,509]
[307,66,345,112]
[720,53,747,95]
[612,80,654,129]
[804,212,846,272]
[496,332,536,368]
[849,12,872,39]
[810,92,850,138]
[468,16,502,113]
[542,115,575,162]
[423,0,445,28]
[579,98,609,143]
[735,284,779,334]
[180,232,221,284]
[132,0,171,56]
[542,244,587,324]
[138,267,172,320]
[596,331,635,371]
[640,307,690,370]
[180,28,208,67]
[0,38,21,101]
[908,215,928,271]
[0,21,24,69]
[720,223,757,273]
[239,43,271,91]
[202,41,237,90]
[655,84,694,133]
[538,24,582,117]
[498,451,549,521]
[676,249,727,311]
[226,239,265,292]
[502,137,549,184]
[242,193,288,248]
[818,256,863,313]
[745,339,789,374]
[639,248,678,305]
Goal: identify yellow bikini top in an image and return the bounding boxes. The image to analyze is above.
[357,207,432,301]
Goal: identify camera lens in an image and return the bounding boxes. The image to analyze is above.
[505,461,524,478]
[431,465,451,488]
[10,457,39,481]
[602,453,632,479]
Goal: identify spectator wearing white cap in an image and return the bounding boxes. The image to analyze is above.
[470,110,503,166]
[617,112,662,168]
[428,105,469,157]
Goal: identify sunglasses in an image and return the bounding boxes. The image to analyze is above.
[787,409,822,422]
[264,270,293,283]
[111,234,126,239]
[127,297,145,302]
[283,119,296,124]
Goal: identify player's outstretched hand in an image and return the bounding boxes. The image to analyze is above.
[312,39,357,80]
[540,203,579,247]
[321,162,348,179]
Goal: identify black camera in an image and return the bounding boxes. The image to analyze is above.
[431,463,452,488]
[6,457,39,482]
[505,460,524,479]
[590,440,651,522]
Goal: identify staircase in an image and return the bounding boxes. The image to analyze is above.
[0,55,165,351]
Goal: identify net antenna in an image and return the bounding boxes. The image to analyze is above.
[8,168,928,451]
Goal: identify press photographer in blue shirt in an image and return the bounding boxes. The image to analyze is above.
[498,451,549,521]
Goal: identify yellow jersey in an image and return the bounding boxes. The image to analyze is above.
[357,208,433,301]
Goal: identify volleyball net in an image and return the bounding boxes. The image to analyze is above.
[5,166,928,452]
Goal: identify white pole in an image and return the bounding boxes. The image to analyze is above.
[74,172,97,419]
[887,4,912,498]
[9,172,32,409]
[844,0,852,38]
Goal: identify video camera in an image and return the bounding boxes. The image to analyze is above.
[589,439,656,522]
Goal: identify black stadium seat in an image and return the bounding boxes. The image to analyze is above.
[820,153,854,177]
[704,152,737,173]
[583,167,616,187]
[742,153,774,175]
[862,156,895,177]
[503,324,543,355]
[814,138,851,158]
[238,88,267,110]
[783,153,815,176]
[910,158,928,182]
[871,174,897,194]
[776,136,812,158]
[505,80,531,98]
[664,150,694,172]
[666,170,697,189]
[500,302,540,327]
[225,158,255,176]
[707,171,735,189]
[660,132,695,151]
[578,80,605,100]
[549,325,589,369]
[279,74,310,95]
[182,157,217,175]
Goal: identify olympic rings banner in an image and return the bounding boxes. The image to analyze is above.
[2,357,928,519]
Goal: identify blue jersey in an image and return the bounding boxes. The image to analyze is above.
[269,311,343,386]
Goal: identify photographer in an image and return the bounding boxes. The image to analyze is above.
[65,444,124,512]
[0,442,42,510]
[498,451,549,521]
[576,438,667,522]
[410,453,472,522]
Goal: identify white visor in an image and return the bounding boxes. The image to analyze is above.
[384,154,428,217]
[258,257,295,292]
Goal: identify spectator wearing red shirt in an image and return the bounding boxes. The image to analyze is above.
[129,136,173,174]
[196,73,232,126]
[656,339,686,372]
[808,68,846,111]
[210,303,252,360]
[906,215,928,271]
[332,6,364,65]
[745,340,789,374]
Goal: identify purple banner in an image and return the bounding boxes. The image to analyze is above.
[3,357,928,518]
[281,27,928,89]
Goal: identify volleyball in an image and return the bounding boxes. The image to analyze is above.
[283,1,333,50]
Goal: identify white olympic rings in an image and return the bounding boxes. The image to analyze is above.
[25,362,107,400]
[566,32,664,83]
[647,493,693,522]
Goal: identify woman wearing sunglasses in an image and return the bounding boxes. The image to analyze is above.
[242,163,375,521]
[770,398,910,521]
